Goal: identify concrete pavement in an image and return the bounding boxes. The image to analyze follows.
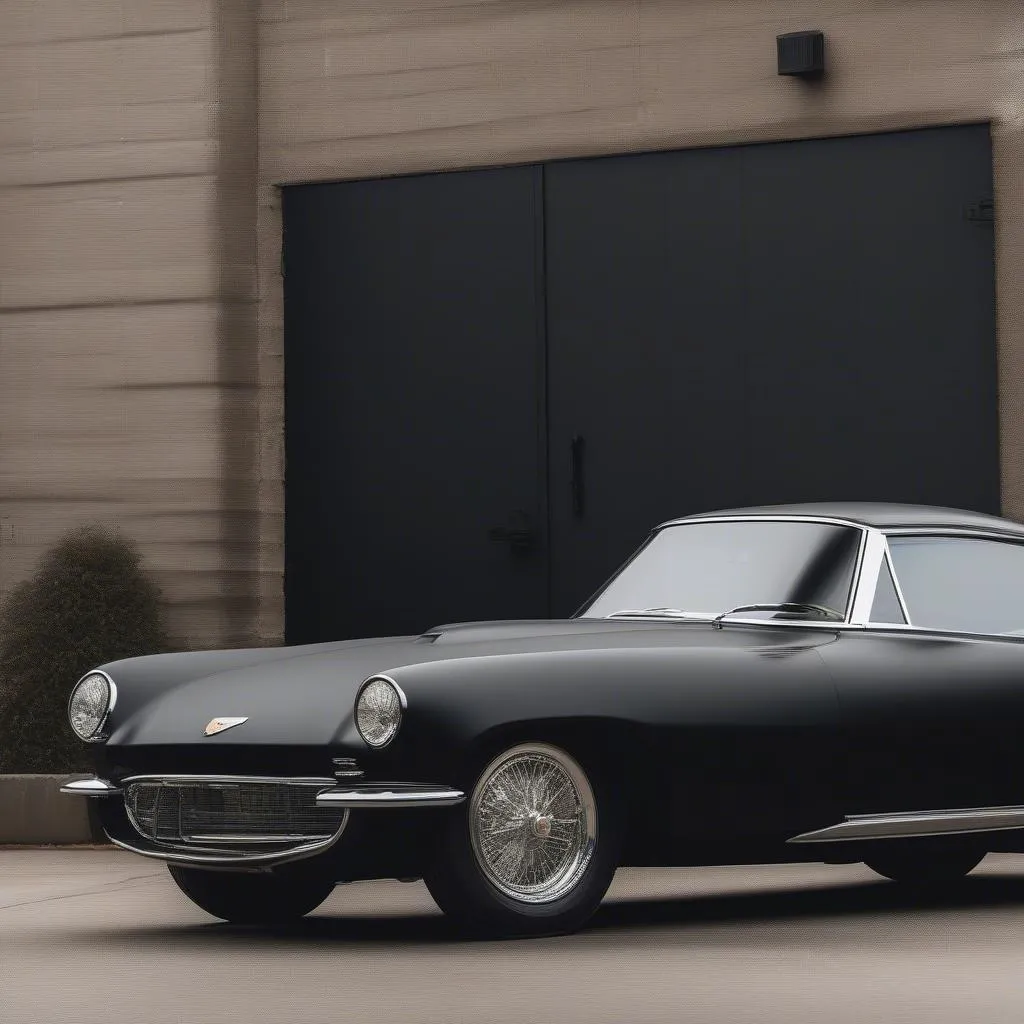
[4,849,1024,1023]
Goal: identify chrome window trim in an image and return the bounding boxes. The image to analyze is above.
[860,623,1024,644]
[881,540,912,625]
[870,528,1024,637]
[847,527,884,625]
[883,527,1024,541]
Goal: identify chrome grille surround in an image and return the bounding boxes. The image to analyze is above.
[122,775,348,860]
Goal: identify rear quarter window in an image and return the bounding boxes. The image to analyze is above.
[887,536,1024,634]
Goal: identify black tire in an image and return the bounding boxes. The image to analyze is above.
[423,741,622,938]
[168,863,337,925]
[863,839,985,886]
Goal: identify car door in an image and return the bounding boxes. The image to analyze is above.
[823,533,1024,818]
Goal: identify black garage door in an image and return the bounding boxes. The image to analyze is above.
[283,124,998,644]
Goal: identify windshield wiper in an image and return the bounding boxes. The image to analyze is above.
[712,602,844,628]
[607,607,707,620]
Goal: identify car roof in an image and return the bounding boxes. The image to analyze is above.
[659,502,1024,538]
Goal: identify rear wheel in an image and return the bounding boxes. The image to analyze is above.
[863,839,985,886]
[424,741,621,938]
[168,864,336,925]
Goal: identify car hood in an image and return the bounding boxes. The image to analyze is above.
[101,618,836,747]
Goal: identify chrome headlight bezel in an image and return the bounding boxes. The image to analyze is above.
[354,675,406,749]
[67,670,117,743]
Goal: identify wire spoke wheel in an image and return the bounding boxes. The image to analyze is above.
[469,743,597,904]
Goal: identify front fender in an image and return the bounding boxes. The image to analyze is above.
[372,642,842,844]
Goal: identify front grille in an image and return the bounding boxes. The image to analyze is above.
[124,778,346,849]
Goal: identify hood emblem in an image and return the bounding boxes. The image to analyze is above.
[204,716,248,737]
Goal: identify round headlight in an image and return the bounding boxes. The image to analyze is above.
[355,676,404,748]
[68,671,116,742]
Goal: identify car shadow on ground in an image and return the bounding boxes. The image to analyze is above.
[67,870,1024,948]
[589,872,1024,932]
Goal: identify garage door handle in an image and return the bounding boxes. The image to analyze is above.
[570,435,585,517]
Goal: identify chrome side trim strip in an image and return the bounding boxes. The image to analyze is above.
[788,805,1024,844]
[60,776,122,797]
[316,783,465,808]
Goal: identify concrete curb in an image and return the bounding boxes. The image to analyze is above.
[0,774,107,845]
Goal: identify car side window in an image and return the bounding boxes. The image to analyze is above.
[869,559,906,624]
[887,536,1024,634]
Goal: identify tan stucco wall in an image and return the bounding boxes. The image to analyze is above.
[0,0,258,648]
[3,0,1023,650]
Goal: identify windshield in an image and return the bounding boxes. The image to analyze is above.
[580,519,863,621]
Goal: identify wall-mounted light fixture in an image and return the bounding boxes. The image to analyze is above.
[777,31,825,79]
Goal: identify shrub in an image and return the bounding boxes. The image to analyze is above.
[0,524,170,774]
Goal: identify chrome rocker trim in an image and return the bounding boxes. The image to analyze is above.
[315,783,465,808]
[60,776,122,796]
[788,805,1024,843]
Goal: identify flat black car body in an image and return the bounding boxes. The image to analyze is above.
[63,503,1024,935]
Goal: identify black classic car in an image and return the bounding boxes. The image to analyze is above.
[61,502,1024,936]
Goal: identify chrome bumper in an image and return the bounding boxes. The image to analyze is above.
[105,830,342,870]
[315,784,465,808]
[60,776,121,796]
[60,773,465,869]
[61,775,465,808]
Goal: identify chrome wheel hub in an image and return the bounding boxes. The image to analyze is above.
[469,743,597,904]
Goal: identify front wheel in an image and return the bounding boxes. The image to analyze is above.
[863,839,986,887]
[168,864,337,925]
[424,741,621,938]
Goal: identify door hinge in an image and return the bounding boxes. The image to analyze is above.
[966,197,994,223]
